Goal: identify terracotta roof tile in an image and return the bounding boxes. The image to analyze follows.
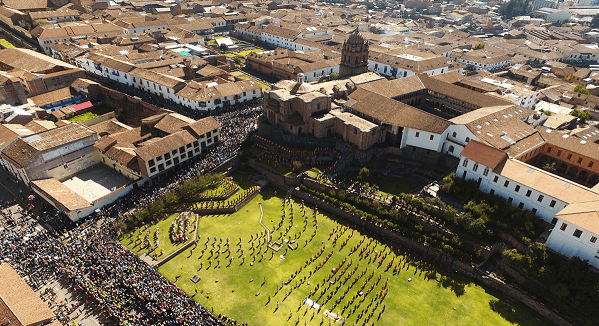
[460,139,508,172]
[0,263,56,326]
[347,87,451,134]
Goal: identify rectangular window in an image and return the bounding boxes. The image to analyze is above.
[504,180,509,187]
[193,141,199,147]
[164,153,171,160]
[546,147,552,153]
[166,160,172,166]
[483,168,489,176]
[567,154,572,160]
[573,229,583,238]
[490,189,495,195]
[590,161,594,168]
[549,200,556,207]
[462,159,468,167]
[150,167,156,173]
[532,208,537,215]
[473,163,478,172]
[148,159,155,167]
[507,197,513,204]
[430,135,434,140]
[557,150,561,156]
[518,202,524,209]
[537,195,544,202]
[560,223,567,231]
[493,176,499,183]
[578,157,583,164]
[526,190,532,197]
[179,147,185,154]
[187,144,192,149]
[514,185,520,192]
[415,132,420,137]
[551,217,558,224]
[156,155,162,161]
[158,164,164,172]
[591,236,598,243]
[172,150,177,156]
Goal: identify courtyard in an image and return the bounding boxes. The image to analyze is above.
[121,173,546,326]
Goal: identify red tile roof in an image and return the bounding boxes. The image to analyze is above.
[459,139,508,172]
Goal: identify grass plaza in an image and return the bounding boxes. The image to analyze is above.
[120,172,546,326]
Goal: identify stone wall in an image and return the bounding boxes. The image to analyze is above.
[248,159,302,189]
[499,231,529,253]
[97,85,162,124]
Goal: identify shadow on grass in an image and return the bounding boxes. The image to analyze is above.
[259,186,283,201]
[437,275,467,297]
[489,299,544,326]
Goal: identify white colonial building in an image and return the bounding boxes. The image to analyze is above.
[546,201,599,269]
[455,140,599,223]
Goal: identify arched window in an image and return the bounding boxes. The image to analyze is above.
[465,137,470,143]
[452,132,457,138]
[449,145,454,153]
[355,56,359,64]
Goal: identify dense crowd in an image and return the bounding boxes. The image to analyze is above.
[0,105,262,326]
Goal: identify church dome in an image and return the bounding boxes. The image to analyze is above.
[347,28,365,45]
[292,73,315,94]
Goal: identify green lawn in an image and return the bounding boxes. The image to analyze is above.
[120,213,194,258]
[149,186,547,326]
[0,39,16,48]
[198,180,238,198]
[68,106,114,122]
[237,75,271,90]
[225,49,264,58]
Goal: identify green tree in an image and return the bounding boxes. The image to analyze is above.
[474,42,485,50]
[498,0,531,20]
[330,72,339,79]
[233,57,242,66]
[359,167,370,179]
[549,283,571,298]
[574,84,591,95]
[571,108,591,123]
[219,43,228,52]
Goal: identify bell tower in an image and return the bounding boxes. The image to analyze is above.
[339,28,369,77]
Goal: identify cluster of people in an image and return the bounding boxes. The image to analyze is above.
[186,186,259,211]
[170,213,196,243]
[197,179,239,199]
[59,230,223,326]
[0,104,265,325]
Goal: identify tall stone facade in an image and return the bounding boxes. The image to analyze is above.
[339,28,369,77]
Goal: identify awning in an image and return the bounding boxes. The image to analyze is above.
[71,101,93,111]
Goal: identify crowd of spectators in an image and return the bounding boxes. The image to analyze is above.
[0,104,262,325]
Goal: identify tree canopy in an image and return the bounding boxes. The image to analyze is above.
[574,84,591,95]
[498,0,531,20]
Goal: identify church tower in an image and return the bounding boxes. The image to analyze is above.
[339,28,369,77]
